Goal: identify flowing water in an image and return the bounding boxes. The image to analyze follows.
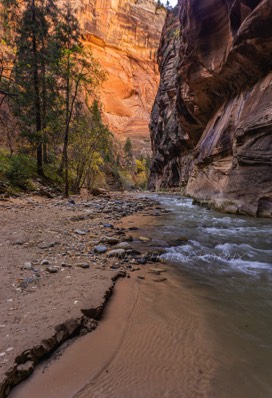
[143,194,272,397]
[9,194,272,398]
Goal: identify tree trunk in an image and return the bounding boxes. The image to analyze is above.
[31,0,44,176]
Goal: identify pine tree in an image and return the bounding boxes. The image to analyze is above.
[14,0,54,175]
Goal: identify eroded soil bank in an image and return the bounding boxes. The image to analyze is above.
[0,192,164,397]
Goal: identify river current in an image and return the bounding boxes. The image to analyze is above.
[146,194,272,397]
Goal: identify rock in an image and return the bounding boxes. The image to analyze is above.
[46,266,59,273]
[110,264,120,270]
[115,242,132,250]
[145,252,161,262]
[38,242,55,249]
[126,249,142,256]
[152,277,167,283]
[103,223,114,229]
[75,229,89,236]
[100,236,119,245]
[139,236,151,242]
[94,245,108,254]
[67,1,166,154]
[128,227,139,231]
[14,240,25,246]
[70,215,86,222]
[135,257,147,265]
[149,1,272,218]
[122,235,133,242]
[41,259,50,266]
[76,263,90,269]
[149,267,167,274]
[137,275,145,280]
[22,262,33,270]
[16,361,34,377]
[61,262,72,268]
[107,249,126,258]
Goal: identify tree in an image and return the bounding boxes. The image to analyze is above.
[13,0,55,176]
[69,100,113,193]
[124,137,134,171]
[54,1,105,196]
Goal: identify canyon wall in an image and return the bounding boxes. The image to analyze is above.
[73,0,166,153]
[150,0,272,217]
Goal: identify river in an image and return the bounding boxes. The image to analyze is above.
[9,194,272,398]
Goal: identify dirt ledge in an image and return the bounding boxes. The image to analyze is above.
[1,271,125,398]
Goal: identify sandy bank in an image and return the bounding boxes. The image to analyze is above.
[0,193,162,397]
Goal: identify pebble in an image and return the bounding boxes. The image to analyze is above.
[41,259,50,265]
[14,240,25,246]
[122,235,133,242]
[107,249,126,258]
[76,263,90,269]
[75,229,89,235]
[110,264,120,270]
[139,236,151,242]
[100,236,119,245]
[61,262,72,268]
[22,262,33,270]
[94,245,108,254]
[115,242,132,250]
[46,266,59,273]
[103,223,114,228]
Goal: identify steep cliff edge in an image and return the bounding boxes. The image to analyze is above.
[74,0,166,153]
[150,0,272,217]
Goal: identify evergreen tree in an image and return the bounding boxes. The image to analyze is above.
[124,137,134,170]
[13,0,56,175]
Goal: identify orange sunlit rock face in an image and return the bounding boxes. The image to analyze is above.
[74,0,166,153]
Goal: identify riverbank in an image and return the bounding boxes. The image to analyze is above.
[9,267,218,398]
[0,192,165,397]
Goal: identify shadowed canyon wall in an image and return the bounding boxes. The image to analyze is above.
[150,0,272,217]
[73,0,166,153]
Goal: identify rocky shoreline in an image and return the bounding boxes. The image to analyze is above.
[0,192,167,397]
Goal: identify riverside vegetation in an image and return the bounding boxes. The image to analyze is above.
[0,0,150,197]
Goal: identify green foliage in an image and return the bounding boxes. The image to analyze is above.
[0,149,37,190]
[69,100,113,193]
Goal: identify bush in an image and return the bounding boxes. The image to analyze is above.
[5,154,37,190]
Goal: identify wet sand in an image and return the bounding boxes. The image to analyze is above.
[10,267,218,398]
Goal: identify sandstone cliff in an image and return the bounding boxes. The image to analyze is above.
[150,0,272,217]
[74,0,166,153]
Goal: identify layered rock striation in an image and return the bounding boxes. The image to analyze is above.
[150,0,272,217]
[73,0,166,153]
